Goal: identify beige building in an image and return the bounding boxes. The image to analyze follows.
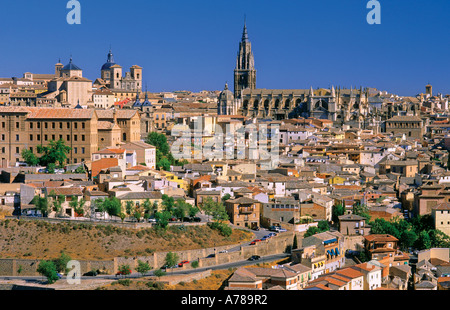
[0,106,141,167]
[93,88,115,109]
[432,203,450,236]
[121,140,156,169]
[47,58,93,107]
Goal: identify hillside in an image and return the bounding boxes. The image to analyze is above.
[0,219,253,261]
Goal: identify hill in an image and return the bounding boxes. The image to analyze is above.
[0,219,253,261]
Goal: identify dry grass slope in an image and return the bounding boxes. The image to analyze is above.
[0,219,253,260]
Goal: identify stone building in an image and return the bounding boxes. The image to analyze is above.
[0,106,140,167]
[384,115,424,138]
[99,49,143,95]
[46,57,93,107]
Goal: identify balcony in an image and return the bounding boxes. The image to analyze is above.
[239,207,255,214]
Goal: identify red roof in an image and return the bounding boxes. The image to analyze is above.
[91,158,119,177]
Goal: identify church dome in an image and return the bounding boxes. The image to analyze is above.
[62,57,82,71]
[101,49,116,71]
[218,83,234,101]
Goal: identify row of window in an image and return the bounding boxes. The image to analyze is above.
[1,121,87,130]
[1,133,87,142]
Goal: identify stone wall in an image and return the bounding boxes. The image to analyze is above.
[0,232,296,276]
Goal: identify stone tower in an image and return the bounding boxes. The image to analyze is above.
[234,20,256,99]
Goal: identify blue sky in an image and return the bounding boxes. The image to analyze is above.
[1,0,450,95]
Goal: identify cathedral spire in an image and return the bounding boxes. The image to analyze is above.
[242,16,249,43]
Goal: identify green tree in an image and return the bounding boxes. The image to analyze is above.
[37,260,59,284]
[117,264,132,278]
[221,193,232,203]
[164,252,179,269]
[174,199,189,220]
[31,196,50,217]
[53,251,72,274]
[202,197,229,223]
[136,260,151,276]
[125,201,135,218]
[293,234,298,250]
[304,226,320,237]
[154,268,166,279]
[162,194,175,214]
[103,197,122,219]
[332,203,345,224]
[155,210,171,229]
[415,230,432,250]
[21,149,39,166]
[37,139,72,168]
[399,229,418,250]
[187,204,200,218]
[317,220,330,232]
[353,202,371,221]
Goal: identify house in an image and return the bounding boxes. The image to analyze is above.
[291,231,345,279]
[431,202,450,236]
[363,234,409,265]
[350,262,383,290]
[225,196,261,229]
[121,140,156,169]
[92,148,127,175]
[338,214,371,236]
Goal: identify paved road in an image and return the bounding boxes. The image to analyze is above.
[0,253,290,283]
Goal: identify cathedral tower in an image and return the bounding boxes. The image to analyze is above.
[234,20,256,99]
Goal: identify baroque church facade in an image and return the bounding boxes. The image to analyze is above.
[218,22,372,123]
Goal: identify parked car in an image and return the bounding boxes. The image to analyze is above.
[267,232,277,237]
[219,250,228,253]
[148,218,157,223]
[248,255,261,261]
[278,228,287,233]
[253,226,260,231]
[178,260,190,267]
[193,217,201,222]
[269,226,281,232]
[250,239,261,245]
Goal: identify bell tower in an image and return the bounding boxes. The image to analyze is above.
[234,19,256,99]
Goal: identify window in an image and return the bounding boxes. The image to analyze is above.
[67,135,70,141]
[16,134,19,141]
[29,123,33,129]
[29,134,33,141]
[81,135,85,141]
[15,147,19,154]
[15,122,19,129]
[74,135,78,141]
[81,147,85,154]
[74,147,77,154]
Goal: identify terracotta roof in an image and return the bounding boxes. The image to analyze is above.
[364,234,398,243]
[46,187,83,196]
[91,158,119,177]
[335,268,364,279]
[95,109,137,120]
[94,148,126,155]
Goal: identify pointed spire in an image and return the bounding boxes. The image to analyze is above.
[107,48,115,63]
[331,85,336,97]
[242,16,249,43]
[310,86,314,97]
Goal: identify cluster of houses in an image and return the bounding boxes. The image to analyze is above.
[227,231,450,290]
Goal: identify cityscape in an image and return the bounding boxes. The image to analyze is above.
[0,0,449,300]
